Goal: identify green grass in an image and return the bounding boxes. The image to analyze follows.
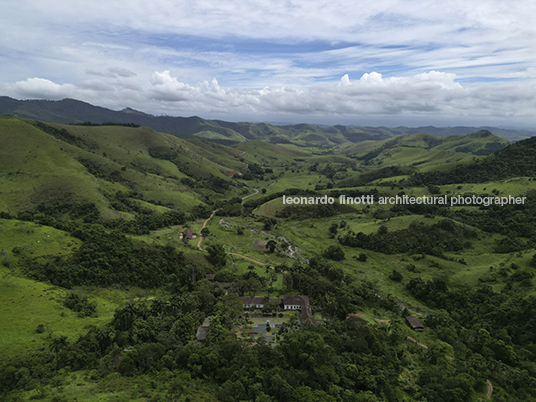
[0,269,119,358]
[0,219,81,259]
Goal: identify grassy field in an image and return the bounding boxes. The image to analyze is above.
[0,268,121,358]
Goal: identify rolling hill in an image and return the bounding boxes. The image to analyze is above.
[2,96,534,146]
[0,116,248,215]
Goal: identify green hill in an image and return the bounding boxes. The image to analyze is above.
[4,96,533,147]
[409,133,536,185]
[0,116,246,215]
[335,130,509,187]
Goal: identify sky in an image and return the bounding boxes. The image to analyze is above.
[1,0,536,127]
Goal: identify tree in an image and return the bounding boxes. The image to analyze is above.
[201,227,210,237]
[328,223,338,238]
[389,270,403,282]
[323,244,345,261]
[266,240,277,253]
[206,244,226,267]
[49,335,69,353]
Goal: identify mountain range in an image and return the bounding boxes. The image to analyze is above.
[1,96,534,145]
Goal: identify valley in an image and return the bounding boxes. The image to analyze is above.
[1,112,536,401]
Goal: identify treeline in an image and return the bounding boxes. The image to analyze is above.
[339,219,477,256]
[77,157,125,183]
[33,121,96,150]
[11,200,187,235]
[389,190,536,241]
[337,166,411,187]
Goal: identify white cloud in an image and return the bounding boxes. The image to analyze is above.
[10,78,77,99]
[3,70,535,126]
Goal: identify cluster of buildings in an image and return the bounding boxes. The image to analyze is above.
[196,294,315,342]
[240,294,315,324]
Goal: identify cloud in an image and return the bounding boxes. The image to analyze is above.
[2,70,536,126]
[140,70,534,121]
[10,78,77,99]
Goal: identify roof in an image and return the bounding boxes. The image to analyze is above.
[205,274,215,281]
[283,295,306,306]
[406,316,424,329]
[196,326,209,341]
[241,296,266,305]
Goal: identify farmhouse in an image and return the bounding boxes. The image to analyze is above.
[183,229,193,239]
[406,316,425,331]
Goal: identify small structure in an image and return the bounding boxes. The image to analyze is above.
[196,317,211,341]
[183,229,193,239]
[406,316,425,332]
[205,274,216,281]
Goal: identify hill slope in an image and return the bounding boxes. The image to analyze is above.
[0,116,247,214]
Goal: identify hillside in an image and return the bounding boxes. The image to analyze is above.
[0,116,248,215]
[2,96,534,146]
[334,130,509,187]
[409,133,536,185]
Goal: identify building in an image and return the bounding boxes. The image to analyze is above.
[241,295,315,324]
[282,295,305,310]
[183,229,193,239]
[406,316,424,331]
[241,296,267,309]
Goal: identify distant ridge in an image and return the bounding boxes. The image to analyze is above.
[0,96,534,144]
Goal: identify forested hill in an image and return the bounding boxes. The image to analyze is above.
[1,96,534,145]
[410,134,536,185]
